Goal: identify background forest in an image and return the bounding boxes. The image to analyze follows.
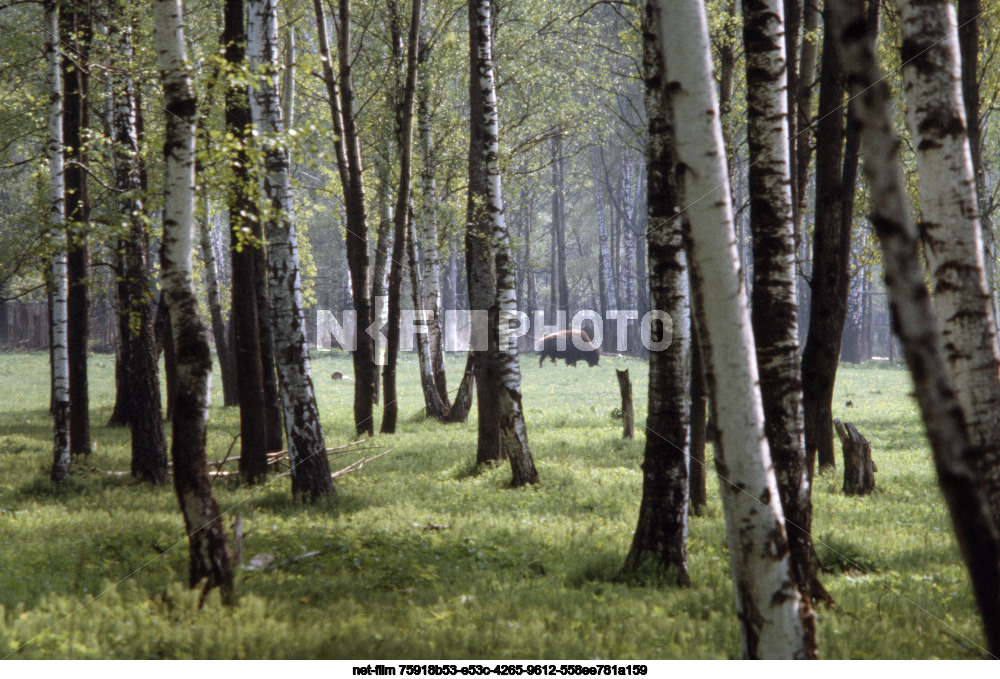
[2,0,1000,661]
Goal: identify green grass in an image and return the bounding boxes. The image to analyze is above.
[0,351,986,658]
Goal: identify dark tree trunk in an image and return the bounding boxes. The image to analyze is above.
[253,233,284,452]
[381,0,423,434]
[801,5,850,473]
[224,0,269,483]
[689,313,707,515]
[109,15,168,482]
[467,0,502,464]
[834,419,875,495]
[552,131,569,317]
[314,0,377,435]
[622,1,691,583]
[62,0,91,458]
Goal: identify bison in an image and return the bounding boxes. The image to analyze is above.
[537,329,600,367]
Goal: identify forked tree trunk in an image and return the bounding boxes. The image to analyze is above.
[898,0,1000,526]
[314,0,377,435]
[382,0,423,434]
[743,0,820,635]
[61,0,91,458]
[829,0,1000,654]
[224,0,269,484]
[655,0,807,658]
[249,0,333,498]
[46,0,71,483]
[474,0,537,487]
[153,0,234,604]
[110,14,168,483]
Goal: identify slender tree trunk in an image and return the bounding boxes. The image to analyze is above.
[198,199,237,407]
[473,0,537,487]
[744,0,819,647]
[594,148,618,345]
[899,0,1000,524]
[802,5,849,473]
[408,205,447,417]
[382,0,423,434]
[47,0,71,483]
[656,0,807,657]
[552,130,569,317]
[224,0,269,484]
[155,292,179,418]
[795,0,820,239]
[689,311,707,514]
[254,242,284,453]
[154,0,234,604]
[110,14,168,482]
[622,0,691,582]
[467,0,502,463]
[371,159,392,404]
[314,0,377,435]
[249,0,333,498]
[417,20,449,407]
[829,0,1000,653]
[61,0,91,458]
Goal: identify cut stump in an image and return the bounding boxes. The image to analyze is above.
[834,418,876,495]
[617,369,634,440]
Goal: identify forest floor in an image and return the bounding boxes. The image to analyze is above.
[0,350,986,659]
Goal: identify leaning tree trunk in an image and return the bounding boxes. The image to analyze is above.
[656,0,807,658]
[473,0,537,486]
[801,4,849,473]
[381,0,423,434]
[898,0,1000,527]
[829,0,1000,654]
[61,0,91,459]
[621,0,691,583]
[224,0,269,484]
[111,14,168,483]
[153,0,234,604]
[744,0,819,645]
[314,0,377,435]
[46,0,71,483]
[466,0,502,463]
[249,0,333,499]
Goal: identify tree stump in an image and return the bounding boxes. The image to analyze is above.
[834,418,876,495]
[617,369,634,439]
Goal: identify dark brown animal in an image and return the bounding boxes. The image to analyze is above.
[537,329,600,367]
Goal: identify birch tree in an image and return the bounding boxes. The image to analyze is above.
[46,0,70,483]
[473,0,538,487]
[249,0,333,498]
[153,0,234,603]
[224,0,269,484]
[828,0,1000,653]
[621,0,690,583]
[110,11,168,482]
[655,0,806,657]
[898,0,1000,523]
[743,0,822,631]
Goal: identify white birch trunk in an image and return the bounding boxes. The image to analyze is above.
[655,0,806,658]
[898,0,1000,521]
[154,0,234,602]
[474,0,537,486]
[46,0,70,483]
[248,0,333,498]
[407,207,447,417]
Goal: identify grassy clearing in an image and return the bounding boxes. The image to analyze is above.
[0,351,985,658]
